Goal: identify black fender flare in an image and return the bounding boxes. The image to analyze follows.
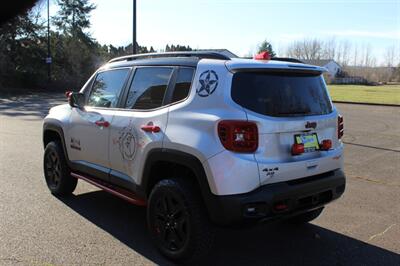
[42,122,71,166]
[140,148,223,223]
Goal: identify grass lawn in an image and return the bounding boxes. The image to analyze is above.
[327,84,400,105]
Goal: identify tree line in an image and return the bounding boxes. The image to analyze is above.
[0,0,194,91]
[1,0,398,90]
[284,38,399,68]
[283,38,400,82]
[257,38,400,83]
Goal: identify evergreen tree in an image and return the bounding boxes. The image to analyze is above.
[51,0,98,87]
[0,8,46,88]
[257,40,276,57]
[53,0,95,38]
[165,44,192,52]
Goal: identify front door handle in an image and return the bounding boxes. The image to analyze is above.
[141,125,160,133]
[95,120,110,128]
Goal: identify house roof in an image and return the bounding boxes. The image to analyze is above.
[301,59,340,67]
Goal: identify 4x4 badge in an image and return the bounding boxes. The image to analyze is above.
[196,70,218,97]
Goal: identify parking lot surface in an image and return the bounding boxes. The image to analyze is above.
[0,93,399,265]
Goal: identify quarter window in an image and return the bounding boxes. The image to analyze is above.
[171,67,194,103]
[88,69,130,108]
[125,67,173,110]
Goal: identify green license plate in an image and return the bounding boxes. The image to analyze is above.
[295,133,320,152]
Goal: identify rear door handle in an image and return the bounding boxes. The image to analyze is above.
[95,120,110,128]
[141,125,160,133]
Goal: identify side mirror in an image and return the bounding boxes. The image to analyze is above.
[68,92,85,109]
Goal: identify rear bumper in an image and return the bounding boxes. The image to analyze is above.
[206,169,346,226]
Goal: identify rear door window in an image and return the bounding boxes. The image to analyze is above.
[125,67,173,110]
[231,72,332,117]
[88,68,130,108]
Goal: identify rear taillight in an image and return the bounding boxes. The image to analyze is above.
[338,115,344,140]
[218,120,258,153]
[320,139,332,150]
[291,143,305,155]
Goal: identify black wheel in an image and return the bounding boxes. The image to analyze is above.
[287,207,324,224]
[43,141,77,196]
[147,178,214,264]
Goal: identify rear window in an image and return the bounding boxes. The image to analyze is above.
[231,72,332,117]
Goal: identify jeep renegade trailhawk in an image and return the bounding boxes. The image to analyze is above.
[43,51,346,263]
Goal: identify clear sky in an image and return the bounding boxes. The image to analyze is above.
[46,0,400,62]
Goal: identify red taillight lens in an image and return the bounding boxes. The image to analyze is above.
[218,120,258,153]
[338,115,344,139]
[291,143,305,155]
[320,139,332,150]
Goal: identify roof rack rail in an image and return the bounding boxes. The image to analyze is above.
[271,57,304,63]
[108,51,232,63]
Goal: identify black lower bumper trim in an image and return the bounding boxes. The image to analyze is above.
[206,169,346,226]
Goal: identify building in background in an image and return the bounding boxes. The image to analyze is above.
[301,59,342,79]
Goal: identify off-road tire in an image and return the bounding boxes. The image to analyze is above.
[43,141,77,196]
[147,177,214,264]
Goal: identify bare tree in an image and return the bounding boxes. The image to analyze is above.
[352,44,359,66]
[363,44,374,67]
[322,38,336,59]
[384,45,396,67]
[340,40,351,66]
[286,38,323,60]
[286,41,303,59]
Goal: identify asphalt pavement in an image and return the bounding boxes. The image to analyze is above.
[0,93,399,265]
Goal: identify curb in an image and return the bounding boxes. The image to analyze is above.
[333,101,400,107]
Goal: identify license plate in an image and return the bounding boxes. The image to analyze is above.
[295,133,320,152]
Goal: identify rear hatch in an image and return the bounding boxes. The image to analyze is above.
[229,66,342,185]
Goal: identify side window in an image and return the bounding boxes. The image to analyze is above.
[171,67,195,103]
[88,68,130,108]
[125,67,173,110]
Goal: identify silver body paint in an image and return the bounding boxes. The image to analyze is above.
[44,58,343,196]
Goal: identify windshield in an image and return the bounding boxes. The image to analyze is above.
[231,72,333,117]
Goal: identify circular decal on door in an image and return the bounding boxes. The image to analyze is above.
[118,122,138,161]
[196,70,219,97]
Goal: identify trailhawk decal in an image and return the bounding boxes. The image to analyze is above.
[116,121,138,161]
[196,70,218,97]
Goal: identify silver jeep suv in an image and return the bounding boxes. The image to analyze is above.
[43,51,346,263]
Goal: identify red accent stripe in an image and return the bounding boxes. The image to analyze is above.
[71,172,147,206]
